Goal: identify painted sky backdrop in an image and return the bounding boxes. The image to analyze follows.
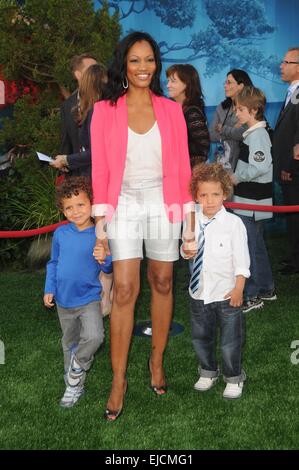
[95,0,299,125]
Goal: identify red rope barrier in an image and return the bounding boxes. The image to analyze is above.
[0,220,68,238]
[224,202,299,212]
[1,202,299,238]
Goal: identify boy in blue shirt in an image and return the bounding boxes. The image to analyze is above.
[44,177,112,407]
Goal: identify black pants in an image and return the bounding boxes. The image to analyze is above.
[281,182,299,269]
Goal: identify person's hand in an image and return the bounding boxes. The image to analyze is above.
[182,239,198,259]
[224,288,243,307]
[293,144,299,160]
[44,293,55,308]
[182,224,195,242]
[50,155,68,170]
[94,218,111,263]
[93,244,107,264]
[215,123,222,133]
[281,170,292,182]
[182,220,197,258]
[94,238,110,264]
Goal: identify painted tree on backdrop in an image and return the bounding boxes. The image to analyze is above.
[97,0,196,29]
[98,0,280,82]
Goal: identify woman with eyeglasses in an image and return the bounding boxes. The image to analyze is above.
[209,69,253,171]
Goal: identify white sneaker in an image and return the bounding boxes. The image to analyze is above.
[223,382,243,399]
[260,290,277,301]
[242,298,264,313]
[67,357,84,387]
[60,385,84,408]
[194,376,218,391]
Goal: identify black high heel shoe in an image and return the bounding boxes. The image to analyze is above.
[148,358,168,396]
[104,380,128,422]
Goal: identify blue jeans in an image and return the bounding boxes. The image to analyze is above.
[190,297,246,383]
[239,216,274,300]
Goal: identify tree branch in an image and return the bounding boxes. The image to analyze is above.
[21,60,52,71]
[21,63,54,79]
[20,70,57,84]
[96,0,147,19]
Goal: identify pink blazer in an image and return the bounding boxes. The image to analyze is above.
[90,93,193,222]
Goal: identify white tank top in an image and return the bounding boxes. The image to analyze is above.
[122,121,162,183]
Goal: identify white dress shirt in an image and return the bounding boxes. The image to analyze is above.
[182,205,250,304]
[285,80,299,108]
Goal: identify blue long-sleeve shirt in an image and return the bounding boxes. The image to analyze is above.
[44,223,112,308]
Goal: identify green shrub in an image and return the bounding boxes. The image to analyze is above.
[0,0,121,268]
[0,155,61,268]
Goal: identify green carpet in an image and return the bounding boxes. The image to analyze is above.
[0,234,298,450]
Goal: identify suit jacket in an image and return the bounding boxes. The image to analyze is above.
[60,91,80,155]
[67,113,92,177]
[273,85,299,181]
[60,92,92,177]
[90,93,193,222]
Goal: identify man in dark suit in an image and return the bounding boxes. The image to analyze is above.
[53,53,97,176]
[273,46,299,274]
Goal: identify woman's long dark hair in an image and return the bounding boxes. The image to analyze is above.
[105,31,163,104]
[166,63,205,113]
[222,69,253,109]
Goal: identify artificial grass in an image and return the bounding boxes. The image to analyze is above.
[0,234,298,450]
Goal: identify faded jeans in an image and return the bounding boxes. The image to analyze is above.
[190,297,246,383]
[57,300,104,383]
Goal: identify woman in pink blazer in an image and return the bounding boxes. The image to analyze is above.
[90,31,195,421]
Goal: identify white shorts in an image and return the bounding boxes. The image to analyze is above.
[107,178,181,262]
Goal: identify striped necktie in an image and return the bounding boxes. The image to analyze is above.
[189,218,214,295]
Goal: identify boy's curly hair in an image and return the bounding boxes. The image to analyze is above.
[56,176,93,211]
[189,163,233,201]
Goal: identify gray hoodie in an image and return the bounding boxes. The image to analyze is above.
[209,103,247,171]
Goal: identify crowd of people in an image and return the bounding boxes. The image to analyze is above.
[43,32,299,419]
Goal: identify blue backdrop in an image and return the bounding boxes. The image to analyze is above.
[96,0,299,128]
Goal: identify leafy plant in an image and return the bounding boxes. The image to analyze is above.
[8,163,61,231]
[0,0,121,267]
[0,155,61,267]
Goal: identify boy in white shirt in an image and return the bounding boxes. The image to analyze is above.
[182,163,250,399]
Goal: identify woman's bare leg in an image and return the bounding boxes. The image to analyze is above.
[106,258,140,413]
[147,259,174,389]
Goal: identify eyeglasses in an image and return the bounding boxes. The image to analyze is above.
[224,80,237,86]
[281,60,299,65]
